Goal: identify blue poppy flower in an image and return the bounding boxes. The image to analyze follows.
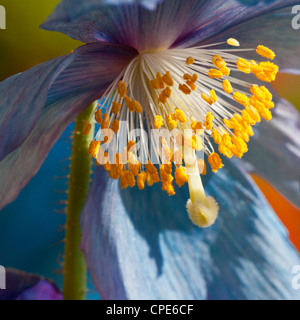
[0,0,299,299]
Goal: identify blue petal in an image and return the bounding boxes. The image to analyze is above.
[41,0,206,51]
[0,43,137,210]
[0,55,74,162]
[0,268,62,300]
[42,0,299,66]
[81,162,300,300]
[243,98,300,208]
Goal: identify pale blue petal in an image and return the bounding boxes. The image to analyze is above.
[243,98,300,208]
[42,0,299,64]
[0,269,62,300]
[0,43,137,210]
[0,55,74,161]
[81,162,300,300]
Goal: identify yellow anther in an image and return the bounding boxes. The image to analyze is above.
[137,171,147,190]
[120,172,129,189]
[103,161,112,172]
[124,96,135,111]
[197,159,207,175]
[156,72,165,89]
[162,181,176,196]
[203,112,214,130]
[111,119,120,134]
[186,56,195,65]
[163,87,172,98]
[227,38,240,47]
[249,60,263,74]
[250,85,265,102]
[208,69,223,79]
[231,136,248,158]
[247,105,261,123]
[186,80,197,91]
[167,113,177,128]
[175,108,187,123]
[159,93,167,104]
[220,65,231,76]
[146,172,155,186]
[115,153,124,167]
[160,165,172,182]
[88,140,100,159]
[150,72,165,90]
[127,140,136,152]
[154,115,164,129]
[192,74,198,82]
[126,171,136,188]
[82,121,92,135]
[260,61,279,77]
[224,116,241,130]
[243,105,261,125]
[184,73,198,82]
[265,101,274,109]
[250,96,265,113]
[145,161,157,175]
[212,54,226,67]
[109,165,121,180]
[179,83,192,95]
[259,86,272,101]
[175,166,188,187]
[212,128,222,144]
[236,58,251,74]
[208,153,224,173]
[162,71,174,86]
[233,92,250,107]
[192,135,202,151]
[95,109,102,123]
[222,79,233,94]
[101,113,110,129]
[162,163,172,174]
[201,92,214,105]
[255,72,273,83]
[117,81,127,98]
[212,54,222,63]
[132,99,143,113]
[112,101,121,115]
[256,45,275,60]
[149,78,160,89]
[260,108,273,121]
[191,121,203,134]
[219,134,233,158]
[210,89,218,103]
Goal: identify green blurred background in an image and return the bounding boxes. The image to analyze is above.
[0,0,299,108]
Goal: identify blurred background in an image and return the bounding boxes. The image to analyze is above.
[0,0,299,296]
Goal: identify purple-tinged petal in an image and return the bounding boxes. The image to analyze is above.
[42,0,299,57]
[0,55,74,162]
[189,5,300,74]
[0,43,137,210]
[81,163,300,300]
[243,98,300,208]
[0,268,62,300]
[41,0,206,50]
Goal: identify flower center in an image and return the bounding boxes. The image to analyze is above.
[82,38,278,228]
